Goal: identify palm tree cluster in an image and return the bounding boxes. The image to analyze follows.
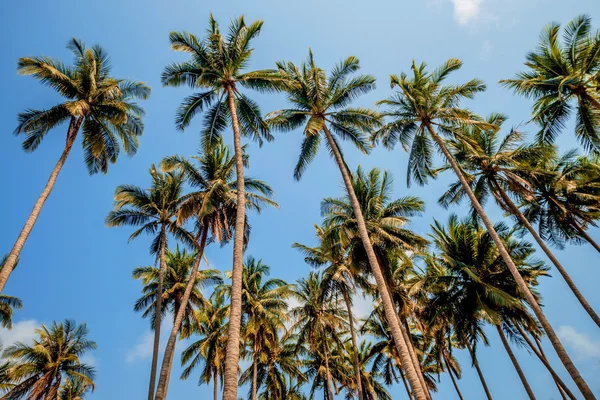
[1,12,599,400]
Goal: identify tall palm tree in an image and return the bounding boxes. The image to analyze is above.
[154,140,277,400]
[266,52,431,398]
[520,149,600,254]
[373,59,595,399]
[290,272,347,400]
[1,320,95,400]
[346,340,392,400]
[501,15,600,153]
[1,38,150,292]
[180,292,228,400]
[58,379,92,400]
[162,16,282,399]
[437,114,600,327]
[0,258,22,329]
[106,166,189,400]
[425,215,549,400]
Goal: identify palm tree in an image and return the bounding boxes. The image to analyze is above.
[0,258,22,329]
[266,52,431,398]
[293,226,366,400]
[520,149,600,254]
[180,292,228,400]
[437,114,600,327]
[501,15,600,153]
[58,379,92,400]
[1,320,95,400]
[290,272,347,400]
[162,16,282,399]
[1,38,150,292]
[106,166,189,400]
[347,340,392,400]
[154,139,277,400]
[0,343,15,394]
[373,59,595,399]
[425,215,549,400]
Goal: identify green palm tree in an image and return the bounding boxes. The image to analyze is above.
[0,258,22,329]
[162,16,282,399]
[501,15,600,153]
[425,215,549,400]
[180,292,228,400]
[58,378,92,400]
[437,114,600,327]
[1,38,150,292]
[373,58,594,399]
[1,320,96,400]
[345,340,391,400]
[290,272,347,400]
[0,343,15,394]
[520,149,600,254]
[155,139,277,400]
[106,165,189,400]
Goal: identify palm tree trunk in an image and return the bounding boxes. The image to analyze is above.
[466,342,493,400]
[426,124,595,399]
[342,289,364,400]
[222,86,247,400]
[214,367,219,400]
[443,352,464,400]
[401,319,431,400]
[396,361,413,400]
[252,346,258,400]
[147,224,168,400]
[322,333,335,400]
[572,221,600,254]
[514,325,575,400]
[322,124,428,400]
[582,91,600,111]
[493,182,600,328]
[496,324,536,400]
[0,116,82,293]
[154,225,209,400]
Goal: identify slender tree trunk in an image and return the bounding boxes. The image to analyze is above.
[0,117,82,293]
[496,324,536,400]
[154,225,209,400]
[322,125,428,400]
[573,221,600,254]
[322,333,335,400]
[396,361,413,400]
[401,319,432,400]
[582,91,600,111]
[443,352,464,400]
[214,368,218,400]
[494,182,600,328]
[148,224,168,400]
[426,124,595,399]
[251,345,258,400]
[514,325,575,400]
[467,343,493,400]
[222,86,247,400]
[342,289,364,400]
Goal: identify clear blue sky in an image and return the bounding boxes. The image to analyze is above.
[1,0,599,398]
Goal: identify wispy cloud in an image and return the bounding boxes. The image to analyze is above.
[557,326,600,360]
[0,319,38,347]
[126,331,156,364]
[451,0,483,25]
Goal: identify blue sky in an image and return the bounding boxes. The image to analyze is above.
[1,0,599,398]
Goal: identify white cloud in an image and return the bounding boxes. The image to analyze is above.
[0,319,38,347]
[451,0,483,25]
[557,326,600,360]
[480,40,493,61]
[126,331,155,364]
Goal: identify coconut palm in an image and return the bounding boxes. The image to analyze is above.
[162,16,282,399]
[290,272,347,400]
[106,166,189,400]
[154,140,277,400]
[345,340,392,400]
[180,292,228,400]
[501,15,600,153]
[373,58,594,398]
[58,379,92,400]
[1,320,95,400]
[0,258,22,330]
[1,38,150,292]
[425,215,549,400]
[437,114,600,327]
[266,51,432,398]
[521,149,600,254]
